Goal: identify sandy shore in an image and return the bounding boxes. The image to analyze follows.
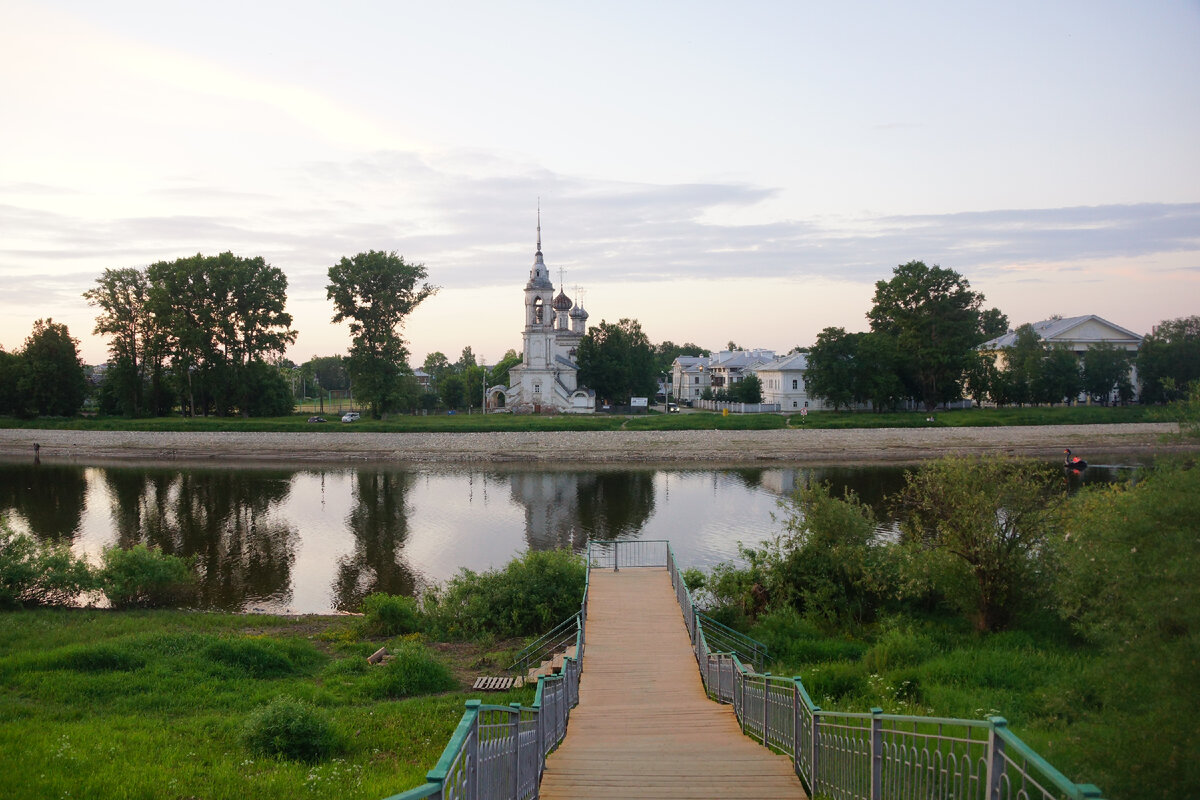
[0,423,1191,466]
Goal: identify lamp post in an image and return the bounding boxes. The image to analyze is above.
[481,363,488,415]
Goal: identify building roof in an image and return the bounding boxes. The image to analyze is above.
[756,351,809,373]
[980,314,1143,349]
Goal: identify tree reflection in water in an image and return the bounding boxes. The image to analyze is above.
[102,467,298,610]
[0,462,88,542]
[333,470,419,611]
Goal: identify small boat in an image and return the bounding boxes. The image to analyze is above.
[1064,448,1087,471]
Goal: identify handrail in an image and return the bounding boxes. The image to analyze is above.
[506,612,580,674]
[659,540,1107,800]
[696,611,769,672]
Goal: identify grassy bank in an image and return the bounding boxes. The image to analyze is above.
[0,609,530,800]
[0,403,1160,433]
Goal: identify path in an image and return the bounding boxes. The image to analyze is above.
[538,569,805,799]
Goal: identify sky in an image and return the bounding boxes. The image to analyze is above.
[2,0,1198,367]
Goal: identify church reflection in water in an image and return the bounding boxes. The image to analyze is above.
[507,470,656,551]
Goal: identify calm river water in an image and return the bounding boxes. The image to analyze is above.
[0,457,1141,614]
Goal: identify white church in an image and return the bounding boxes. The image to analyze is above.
[490,220,596,414]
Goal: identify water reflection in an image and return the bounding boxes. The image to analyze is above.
[101,467,299,611]
[510,470,656,550]
[333,470,418,611]
[0,455,1149,613]
[0,462,88,542]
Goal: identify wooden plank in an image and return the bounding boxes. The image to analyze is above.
[538,569,806,800]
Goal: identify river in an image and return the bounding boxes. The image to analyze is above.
[0,457,1142,614]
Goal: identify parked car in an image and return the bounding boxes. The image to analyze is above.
[341,412,360,423]
[307,416,327,423]
[667,403,679,413]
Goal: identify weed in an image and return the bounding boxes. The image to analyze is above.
[242,696,338,763]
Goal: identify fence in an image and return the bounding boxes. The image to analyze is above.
[656,541,1106,800]
[386,543,597,800]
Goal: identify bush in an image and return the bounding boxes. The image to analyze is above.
[361,593,422,637]
[242,696,338,762]
[862,623,939,673]
[99,544,195,608]
[43,642,146,672]
[0,523,95,608]
[369,641,457,699]
[423,549,585,639]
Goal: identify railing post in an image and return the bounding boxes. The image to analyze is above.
[510,703,522,800]
[762,673,771,744]
[613,540,619,572]
[810,705,821,794]
[792,679,802,779]
[738,668,746,734]
[986,715,1008,800]
[465,700,482,800]
[870,706,883,800]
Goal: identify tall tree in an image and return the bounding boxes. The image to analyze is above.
[18,319,88,417]
[455,346,476,372]
[653,340,707,374]
[1001,324,1045,406]
[733,373,764,404]
[327,251,437,418]
[577,318,656,405]
[868,261,993,410]
[1038,346,1083,405]
[1137,316,1200,404]
[490,349,522,390]
[804,327,858,410]
[83,268,159,416]
[421,351,451,386]
[147,252,296,416]
[1081,342,1132,405]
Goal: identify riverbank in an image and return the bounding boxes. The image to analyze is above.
[0,423,1190,465]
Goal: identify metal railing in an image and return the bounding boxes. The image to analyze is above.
[507,612,581,675]
[387,546,595,800]
[388,538,1104,800]
[661,541,1106,800]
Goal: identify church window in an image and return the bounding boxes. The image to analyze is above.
[792,379,798,390]
[533,384,541,394]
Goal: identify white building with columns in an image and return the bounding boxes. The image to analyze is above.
[498,221,596,414]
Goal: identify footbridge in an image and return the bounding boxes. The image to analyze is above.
[391,540,1104,800]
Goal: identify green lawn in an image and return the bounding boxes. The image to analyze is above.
[0,609,530,800]
[0,403,1164,433]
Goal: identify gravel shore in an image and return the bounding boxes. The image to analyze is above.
[0,423,1190,466]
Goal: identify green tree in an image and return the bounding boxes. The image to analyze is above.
[489,349,522,389]
[1001,323,1044,406]
[979,307,1010,340]
[1037,346,1082,405]
[1138,316,1200,404]
[83,267,165,416]
[0,347,25,416]
[962,350,999,406]
[852,331,906,410]
[895,456,1061,632]
[653,340,707,374]
[455,346,476,373]
[577,318,656,405]
[327,251,437,419]
[18,319,88,417]
[438,373,466,409]
[1081,342,1132,405]
[304,355,350,392]
[421,351,451,386]
[148,252,296,416]
[868,261,995,410]
[804,327,857,410]
[733,373,764,403]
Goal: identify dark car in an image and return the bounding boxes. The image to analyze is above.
[307,416,327,423]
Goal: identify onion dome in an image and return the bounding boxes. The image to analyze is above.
[570,303,588,321]
[553,290,573,311]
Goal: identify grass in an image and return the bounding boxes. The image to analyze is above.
[749,611,1110,794]
[0,609,533,800]
[0,403,1162,433]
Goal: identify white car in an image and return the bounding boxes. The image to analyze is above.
[341,412,360,423]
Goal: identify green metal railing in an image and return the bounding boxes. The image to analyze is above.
[659,541,1106,800]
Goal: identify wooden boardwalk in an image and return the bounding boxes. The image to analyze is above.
[538,568,805,799]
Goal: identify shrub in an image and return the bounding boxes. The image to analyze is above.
[423,549,585,639]
[862,624,939,673]
[99,544,195,608]
[44,642,146,672]
[0,523,95,608]
[361,593,422,637]
[369,641,456,699]
[242,696,338,762]
[803,662,869,704]
[205,637,297,678]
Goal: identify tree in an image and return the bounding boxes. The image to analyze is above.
[577,318,657,404]
[868,261,994,410]
[0,347,25,416]
[979,307,1010,340]
[304,355,350,392]
[489,349,522,389]
[804,327,857,410]
[1081,342,1131,405]
[653,341,707,374]
[422,351,451,386]
[1138,316,1200,404]
[148,252,297,416]
[18,319,88,417]
[83,268,160,416]
[438,373,465,409]
[895,456,1061,632]
[1000,323,1044,406]
[455,346,476,373]
[1038,346,1082,405]
[732,374,763,403]
[805,328,903,411]
[327,251,437,419]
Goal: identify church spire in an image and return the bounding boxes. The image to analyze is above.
[536,200,542,256]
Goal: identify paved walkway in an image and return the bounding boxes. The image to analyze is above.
[538,568,805,799]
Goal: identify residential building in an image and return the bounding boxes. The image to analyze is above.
[753,351,831,411]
